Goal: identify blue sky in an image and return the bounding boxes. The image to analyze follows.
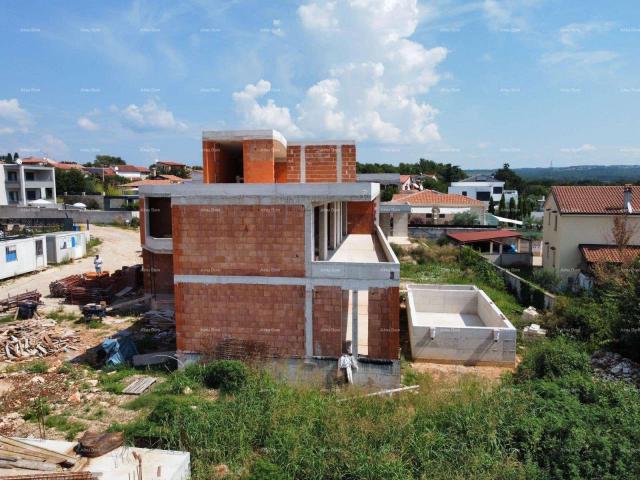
[1,0,639,169]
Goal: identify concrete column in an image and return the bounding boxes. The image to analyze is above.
[499,243,503,254]
[300,146,306,183]
[351,290,358,358]
[19,165,26,206]
[342,202,348,238]
[489,241,494,254]
[336,145,343,183]
[334,202,340,248]
[319,203,328,260]
[392,213,408,238]
[304,205,314,275]
[305,286,313,359]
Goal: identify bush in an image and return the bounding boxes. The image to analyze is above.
[532,268,560,292]
[129,217,140,228]
[247,458,287,480]
[203,360,248,393]
[515,337,590,381]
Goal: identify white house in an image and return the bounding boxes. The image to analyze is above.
[448,174,518,207]
[0,160,57,206]
[113,165,150,180]
[0,235,47,280]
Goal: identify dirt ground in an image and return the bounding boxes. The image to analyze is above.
[0,224,142,301]
[0,225,152,439]
[410,359,520,383]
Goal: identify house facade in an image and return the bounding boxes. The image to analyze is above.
[139,130,400,385]
[542,185,640,285]
[0,160,56,206]
[448,174,518,207]
[114,165,150,180]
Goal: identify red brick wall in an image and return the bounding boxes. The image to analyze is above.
[341,144,356,182]
[172,204,305,277]
[313,286,345,356]
[286,146,301,182]
[243,140,275,183]
[347,201,375,234]
[305,145,337,183]
[368,287,400,359]
[175,283,305,356]
[142,250,174,294]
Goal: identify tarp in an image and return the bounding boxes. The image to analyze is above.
[101,337,138,366]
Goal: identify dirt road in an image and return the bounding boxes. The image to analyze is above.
[0,225,142,301]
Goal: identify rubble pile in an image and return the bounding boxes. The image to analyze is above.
[591,350,640,388]
[142,309,175,329]
[49,265,143,305]
[0,319,80,361]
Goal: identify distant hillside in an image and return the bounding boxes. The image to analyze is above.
[467,165,640,183]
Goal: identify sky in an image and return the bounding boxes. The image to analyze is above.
[0,0,639,169]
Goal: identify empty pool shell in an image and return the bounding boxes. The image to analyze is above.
[406,284,516,366]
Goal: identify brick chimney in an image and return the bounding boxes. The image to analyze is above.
[624,184,633,213]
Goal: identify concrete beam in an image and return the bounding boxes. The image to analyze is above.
[352,290,359,358]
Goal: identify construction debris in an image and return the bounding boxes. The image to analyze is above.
[0,319,80,361]
[49,265,143,305]
[0,435,76,470]
[591,350,640,388]
[123,376,157,395]
[0,291,42,313]
[76,432,124,458]
[0,472,96,479]
[142,309,175,329]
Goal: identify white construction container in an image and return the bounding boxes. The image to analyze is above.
[0,235,47,280]
[46,231,89,264]
[407,284,516,365]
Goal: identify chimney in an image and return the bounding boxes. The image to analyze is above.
[624,184,633,213]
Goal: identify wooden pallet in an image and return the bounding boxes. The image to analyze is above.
[122,376,157,395]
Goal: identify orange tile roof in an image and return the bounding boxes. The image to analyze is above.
[579,244,640,264]
[157,160,186,167]
[390,189,483,206]
[157,174,184,181]
[123,178,184,188]
[400,175,412,184]
[116,165,150,173]
[551,186,640,215]
[447,229,522,243]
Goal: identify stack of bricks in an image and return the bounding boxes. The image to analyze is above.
[172,204,305,277]
[312,286,345,357]
[175,283,305,356]
[367,287,400,360]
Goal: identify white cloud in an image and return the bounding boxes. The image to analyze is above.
[41,134,69,159]
[120,99,187,132]
[559,21,615,47]
[541,50,620,66]
[77,117,99,131]
[232,0,446,144]
[232,80,302,138]
[0,98,33,134]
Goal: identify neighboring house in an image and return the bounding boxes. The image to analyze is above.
[400,175,412,191]
[138,129,400,386]
[113,165,150,180]
[0,235,47,280]
[121,174,185,194]
[448,174,518,207]
[379,190,486,242]
[542,185,640,286]
[155,160,189,177]
[22,157,83,171]
[0,160,56,206]
[83,166,117,177]
[356,173,402,191]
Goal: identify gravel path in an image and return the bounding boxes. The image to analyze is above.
[0,225,142,301]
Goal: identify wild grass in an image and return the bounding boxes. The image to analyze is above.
[112,346,640,480]
[47,307,81,323]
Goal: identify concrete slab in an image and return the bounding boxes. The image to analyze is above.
[329,234,385,263]
[412,312,485,328]
[5,438,190,480]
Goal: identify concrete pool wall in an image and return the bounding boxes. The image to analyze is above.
[407,284,516,366]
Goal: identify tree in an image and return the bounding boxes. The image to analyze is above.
[13,152,19,162]
[55,168,94,194]
[488,197,496,214]
[494,162,525,192]
[451,211,480,226]
[90,155,126,167]
[381,185,398,202]
[498,194,506,217]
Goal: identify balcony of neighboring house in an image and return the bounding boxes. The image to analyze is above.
[23,167,55,189]
[144,196,173,252]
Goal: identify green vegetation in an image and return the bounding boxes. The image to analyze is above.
[25,360,49,374]
[98,366,140,394]
[86,237,103,255]
[47,307,81,322]
[112,345,640,480]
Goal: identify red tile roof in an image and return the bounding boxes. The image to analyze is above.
[400,175,412,184]
[579,244,640,264]
[157,160,186,167]
[447,229,522,243]
[123,178,183,188]
[551,186,640,215]
[390,189,483,206]
[157,174,184,182]
[115,165,150,173]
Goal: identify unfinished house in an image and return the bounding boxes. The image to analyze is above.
[139,130,401,386]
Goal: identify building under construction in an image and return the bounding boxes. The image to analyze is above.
[139,130,400,385]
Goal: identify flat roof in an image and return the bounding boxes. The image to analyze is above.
[203,129,287,148]
[447,229,522,243]
[140,182,379,202]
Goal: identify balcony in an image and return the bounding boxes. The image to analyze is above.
[311,225,399,282]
